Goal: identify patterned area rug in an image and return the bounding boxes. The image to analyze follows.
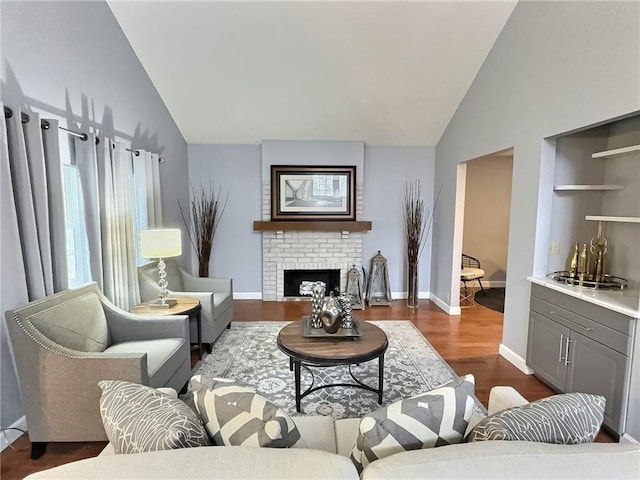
[193,320,484,419]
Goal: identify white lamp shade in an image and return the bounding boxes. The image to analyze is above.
[139,229,182,258]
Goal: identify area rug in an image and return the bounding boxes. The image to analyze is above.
[474,288,505,313]
[192,321,485,419]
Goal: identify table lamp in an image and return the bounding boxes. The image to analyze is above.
[139,228,182,307]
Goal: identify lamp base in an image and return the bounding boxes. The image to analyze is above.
[147,298,177,308]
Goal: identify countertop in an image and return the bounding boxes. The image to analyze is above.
[527,276,640,318]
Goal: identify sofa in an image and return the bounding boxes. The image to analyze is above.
[138,259,233,349]
[23,386,640,479]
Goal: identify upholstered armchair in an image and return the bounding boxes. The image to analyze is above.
[138,259,233,350]
[5,282,191,458]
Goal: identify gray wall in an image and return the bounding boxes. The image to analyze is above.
[432,1,639,437]
[363,146,436,297]
[187,143,435,297]
[187,144,263,295]
[1,1,188,431]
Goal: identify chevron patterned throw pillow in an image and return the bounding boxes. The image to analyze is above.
[350,374,476,472]
[190,375,305,448]
[465,392,605,444]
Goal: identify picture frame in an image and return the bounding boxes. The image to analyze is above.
[271,165,356,221]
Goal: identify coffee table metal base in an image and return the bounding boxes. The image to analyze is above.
[291,355,385,413]
[277,321,388,413]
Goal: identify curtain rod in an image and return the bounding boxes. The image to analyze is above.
[4,106,164,163]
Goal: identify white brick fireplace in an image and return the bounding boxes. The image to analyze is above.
[258,140,367,301]
[260,184,364,301]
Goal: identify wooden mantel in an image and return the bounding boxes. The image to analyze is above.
[253,220,372,232]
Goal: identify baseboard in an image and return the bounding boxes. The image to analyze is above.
[391,291,431,300]
[233,292,263,300]
[499,344,535,374]
[1,416,27,452]
[621,433,639,444]
[429,293,461,315]
[238,291,440,302]
[483,280,506,288]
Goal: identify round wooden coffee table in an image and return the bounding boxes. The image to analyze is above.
[277,320,388,412]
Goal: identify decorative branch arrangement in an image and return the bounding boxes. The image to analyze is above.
[403,180,442,264]
[178,184,228,277]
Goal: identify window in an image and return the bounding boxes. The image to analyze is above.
[61,164,91,288]
[131,158,150,266]
[60,137,153,289]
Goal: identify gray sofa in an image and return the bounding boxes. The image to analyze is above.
[5,283,191,457]
[23,387,640,479]
[138,259,233,348]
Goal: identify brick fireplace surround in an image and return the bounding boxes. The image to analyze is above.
[260,184,365,301]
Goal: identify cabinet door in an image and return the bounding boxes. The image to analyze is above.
[527,312,569,391]
[566,330,629,434]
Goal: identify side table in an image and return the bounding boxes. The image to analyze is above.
[130,297,203,359]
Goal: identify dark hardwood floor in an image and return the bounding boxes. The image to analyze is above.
[0,298,613,479]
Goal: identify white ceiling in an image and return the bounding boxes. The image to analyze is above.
[108,1,517,146]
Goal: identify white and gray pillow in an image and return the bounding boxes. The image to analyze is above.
[190,375,304,448]
[98,380,210,454]
[350,374,476,472]
[466,392,605,444]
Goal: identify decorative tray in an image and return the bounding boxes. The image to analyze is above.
[548,271,628,290]
[301,316,362,338]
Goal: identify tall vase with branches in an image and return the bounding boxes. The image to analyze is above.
[179,184,228,277]
[403,181,441,308]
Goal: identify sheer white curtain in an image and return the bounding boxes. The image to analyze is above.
[75,140,164,309]
[93,140,140,309]
[75,135,141,308]
[74,133,103,287]
[1,105,67,300]
[141,150,163,228]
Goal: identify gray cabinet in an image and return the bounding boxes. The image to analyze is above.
[527,284,634,435]
[528,311,568,390]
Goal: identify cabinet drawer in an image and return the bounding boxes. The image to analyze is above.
[531,284,634,336]
[530,296,631,355]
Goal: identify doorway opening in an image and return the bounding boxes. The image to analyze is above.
[453,148,513,314]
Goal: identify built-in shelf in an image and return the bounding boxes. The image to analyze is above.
[253,220,373,232]
[585,215,640,224]
[554,184,625,191]
[591,144,640,159]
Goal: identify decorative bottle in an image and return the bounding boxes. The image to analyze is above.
[577,243,589,280]
[569,242,579,278]
[594,249,605,282]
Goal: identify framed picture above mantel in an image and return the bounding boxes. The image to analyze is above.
[271,165,356,221]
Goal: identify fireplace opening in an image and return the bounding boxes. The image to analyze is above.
[284,269,340,298]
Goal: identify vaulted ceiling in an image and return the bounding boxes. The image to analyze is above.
[108,1,517,146]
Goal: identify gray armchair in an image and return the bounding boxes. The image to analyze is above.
[5,282,191,458]
[138,259,233,350]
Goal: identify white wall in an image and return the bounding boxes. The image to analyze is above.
[432,1,639,438]
[1,1,188,435]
